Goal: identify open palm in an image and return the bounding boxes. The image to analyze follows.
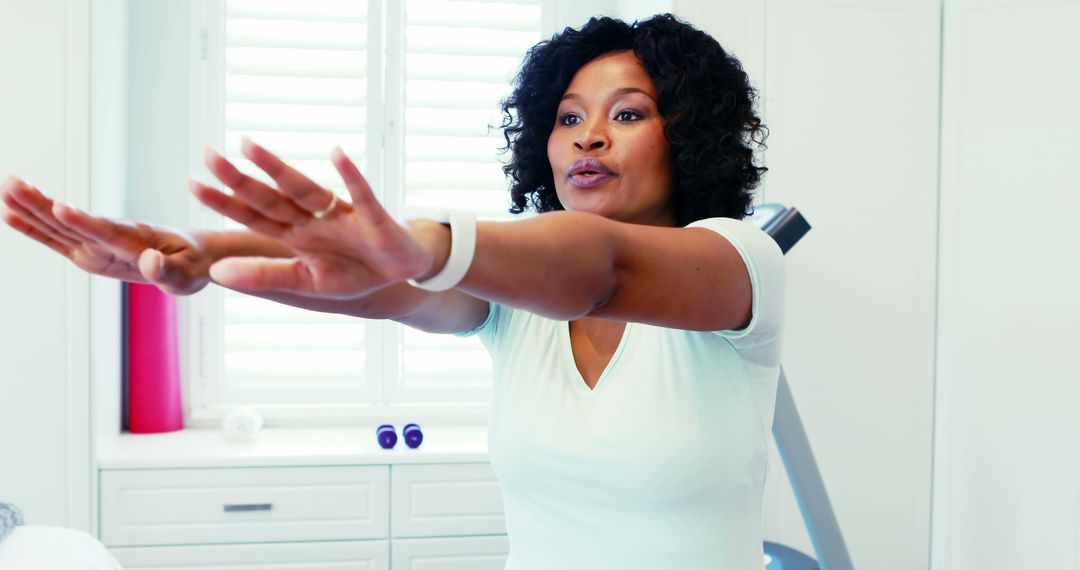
[1,177,213,296]
[192,138,435,299]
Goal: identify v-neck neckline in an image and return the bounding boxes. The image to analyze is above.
[560,320,633,397]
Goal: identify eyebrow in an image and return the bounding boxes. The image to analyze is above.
[561,87,656,102]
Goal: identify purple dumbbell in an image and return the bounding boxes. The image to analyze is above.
[403,423,423,449]
[376,424,397,449]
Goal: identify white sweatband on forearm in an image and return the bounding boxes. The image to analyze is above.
[406,209,477,292]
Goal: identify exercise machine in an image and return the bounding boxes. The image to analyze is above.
[747,204,853,570]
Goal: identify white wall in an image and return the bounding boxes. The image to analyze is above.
[678,1,941,568]
[553,0,675,31]
[0,0,93,530]
[764,1,940,568]
[89,0,128,536]
[0,0,126,533]
[684,0,1080,568]
[934,0,1080,568]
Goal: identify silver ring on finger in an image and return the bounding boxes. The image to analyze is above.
[311,193,338,219]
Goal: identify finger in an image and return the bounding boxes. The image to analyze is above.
[137,248,166,282]
[202,145,313,224]
[69,244,136,280]
[0,174,24,201]
[208,257,314,293]
[188,178,291,238]
[0,174,19,200]
[50,202,152,256]
[2,205,74,257]
[4,181,89,245]
[133,249,203,295]
[331,146,386,223]
[240,137,350,218]
[1,182,84,247]
[137,248,199,294]
[2,198,79,248]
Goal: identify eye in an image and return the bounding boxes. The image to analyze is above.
[558,113,582,126]
[615,109,643,122]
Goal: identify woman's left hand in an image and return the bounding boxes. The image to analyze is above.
[192,138,437,299]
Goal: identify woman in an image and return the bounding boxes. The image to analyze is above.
[1,14,783,569]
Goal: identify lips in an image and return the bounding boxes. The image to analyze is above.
[568,159,616,188]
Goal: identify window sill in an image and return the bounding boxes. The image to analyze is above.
[97,425,491,470]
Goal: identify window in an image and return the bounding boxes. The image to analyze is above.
[186,0,548,425]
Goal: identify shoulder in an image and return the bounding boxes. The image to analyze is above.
[684,217,786,340]
[685,217,783,262]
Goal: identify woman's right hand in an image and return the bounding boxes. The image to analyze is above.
[1,175,214,295]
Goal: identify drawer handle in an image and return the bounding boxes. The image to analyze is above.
[223,503,273,513]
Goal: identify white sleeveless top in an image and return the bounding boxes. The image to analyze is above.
[456,217,786,570]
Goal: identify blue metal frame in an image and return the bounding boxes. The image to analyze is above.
[749,205,854,570]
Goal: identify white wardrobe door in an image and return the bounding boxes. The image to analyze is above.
[101,466,389,546]
[391,536,509,570]
[391,463,506,538]
[110,539,389,570]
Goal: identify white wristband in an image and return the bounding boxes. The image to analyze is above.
[407,210,477,292]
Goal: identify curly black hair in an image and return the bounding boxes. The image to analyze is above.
[499,14,768,226]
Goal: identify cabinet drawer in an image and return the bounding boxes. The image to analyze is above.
[110,539,389,569]
[391,463,506,538]
[392,536,509,570]
[100,466,389,546]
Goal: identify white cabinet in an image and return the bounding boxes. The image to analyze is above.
[111,540,389,570]
[100,462,507,568]
[392,536,509,570]
[100,466,390,546]
[391,463,506,538]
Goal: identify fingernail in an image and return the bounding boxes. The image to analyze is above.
[153,250,166,279]
[203,145,218,163]
[209,261,228,283]
[332,145,345,160]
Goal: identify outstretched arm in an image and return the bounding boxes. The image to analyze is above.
[1,176,233,296]
[0,176,486,334]
[198,139,758,332]
[440,211,755,331]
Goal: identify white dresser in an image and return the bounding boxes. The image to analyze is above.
[97,427,509,569]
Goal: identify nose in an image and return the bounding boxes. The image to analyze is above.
[573,120,609,152]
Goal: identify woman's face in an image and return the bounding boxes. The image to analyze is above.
[547,49,675,227]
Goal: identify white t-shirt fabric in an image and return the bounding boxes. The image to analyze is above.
[456,217,786,570]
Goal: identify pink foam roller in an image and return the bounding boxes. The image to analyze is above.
[127,282,183,433]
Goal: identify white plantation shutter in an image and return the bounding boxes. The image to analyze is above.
[194,0,547,418]
[210,0,378,409]
[218,298,369,405]
[387,0,542,405]
[402,1,541,218]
